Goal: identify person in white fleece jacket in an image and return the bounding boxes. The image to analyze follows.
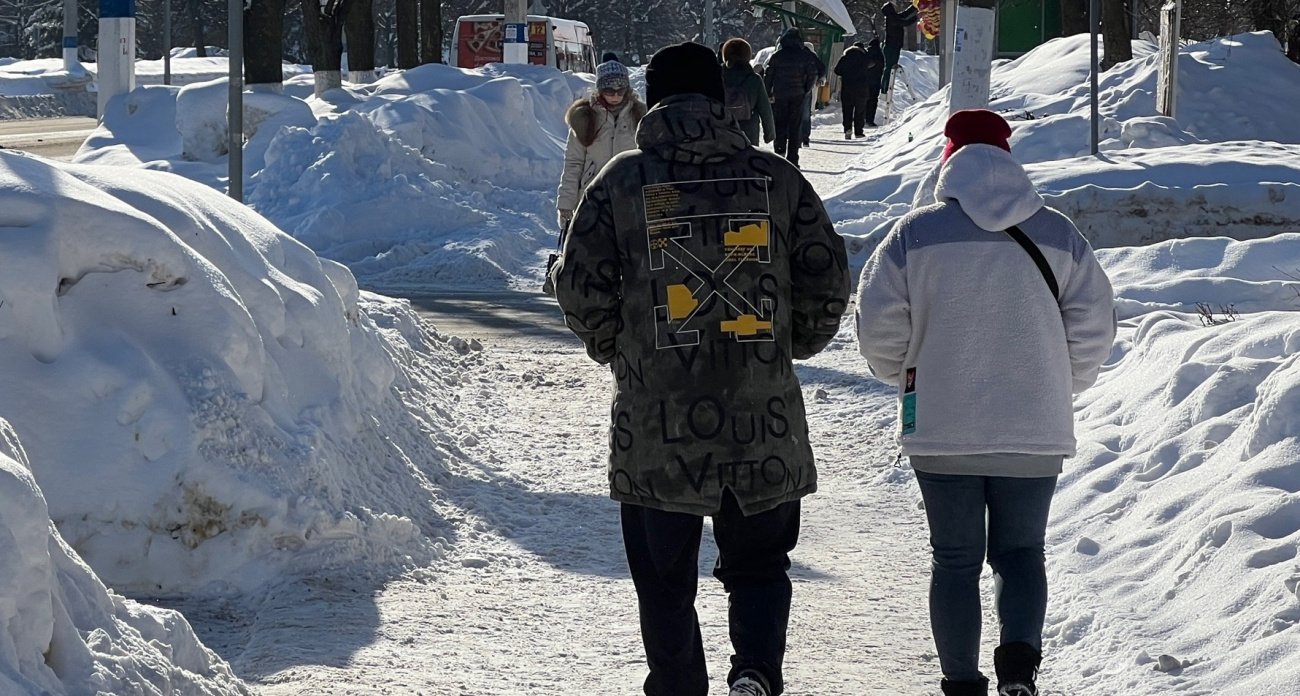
[855,109,1116,696]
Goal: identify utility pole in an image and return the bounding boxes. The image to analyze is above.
[1090,0,1099,154]
[63,0,79,72]
[1156,0,1180,117]
[97,0,135,117]
[503,0,527,64]
[949,0,995,113]
[228,0,243,201]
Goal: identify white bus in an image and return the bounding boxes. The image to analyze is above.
[452,15,598,73]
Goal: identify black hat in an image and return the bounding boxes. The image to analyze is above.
[645,41,726,109]
[601,51,620,63]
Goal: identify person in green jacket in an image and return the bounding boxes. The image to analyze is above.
[720,38,775,147]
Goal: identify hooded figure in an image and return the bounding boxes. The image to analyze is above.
[855,109,1116,696]
[833,40,882,136]
[721,37,776,146]
[762,28,821,166]
[551,40,849,696]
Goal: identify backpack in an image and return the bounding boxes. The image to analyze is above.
[724,78,754,123]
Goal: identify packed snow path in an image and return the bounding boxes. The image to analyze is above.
[163,119,1028,695]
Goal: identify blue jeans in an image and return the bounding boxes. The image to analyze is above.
[913,470,1057,683]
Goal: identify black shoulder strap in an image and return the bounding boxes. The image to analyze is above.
[1004,225,1060,301]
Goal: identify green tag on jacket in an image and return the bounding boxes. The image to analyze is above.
[902,367,916,435]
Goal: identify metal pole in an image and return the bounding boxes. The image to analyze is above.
[228,0,243,201]
[1090,0,1099,155]
[164,0,171,85]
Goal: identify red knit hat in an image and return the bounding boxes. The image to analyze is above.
[942,109,1012,162]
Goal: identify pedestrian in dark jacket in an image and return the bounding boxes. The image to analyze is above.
[880,0,919,91]
[863,39,886,126]
[721,38,775,147]
[800,41,826,147]
[551,40,850,696]
[763,28,821,167]
[833,41,880,138]
[856,110,1116,696]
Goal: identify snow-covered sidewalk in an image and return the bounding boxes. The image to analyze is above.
[157,118,1015,696]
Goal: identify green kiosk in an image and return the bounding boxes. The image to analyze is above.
[997,0,1064,57]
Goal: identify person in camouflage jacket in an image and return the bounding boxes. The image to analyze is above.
[551,41,850,696]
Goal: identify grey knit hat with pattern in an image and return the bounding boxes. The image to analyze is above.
[595,60,630,92]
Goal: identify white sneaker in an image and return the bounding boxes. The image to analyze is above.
[729,673,770,696]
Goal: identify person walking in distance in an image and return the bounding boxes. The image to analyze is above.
[546,59,646,295]
[880,0,919,93]
[800,41,826,147]
[855,110,1116,696]
[550,41,850,696]
[556,60,646,232]
[832,40,879,138]
[763,28,821,167]
[721,38,775,147]
[862,39,886,127]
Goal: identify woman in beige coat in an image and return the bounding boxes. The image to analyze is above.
[555,60,647,229]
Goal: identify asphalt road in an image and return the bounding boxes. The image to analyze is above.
[404,290,579,344]
[0,116,97,160]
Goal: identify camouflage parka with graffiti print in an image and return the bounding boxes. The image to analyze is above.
[551,94,851,516]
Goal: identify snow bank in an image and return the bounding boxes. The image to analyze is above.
[0,419,250,695]
[76,63,591,291]
[827,32,1300,268]
[1052,312,1300,691]
[0,150,473,594]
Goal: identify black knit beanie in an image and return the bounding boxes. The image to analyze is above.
[645,42,726,109]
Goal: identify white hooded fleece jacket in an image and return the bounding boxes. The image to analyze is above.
[855,144,1117,458]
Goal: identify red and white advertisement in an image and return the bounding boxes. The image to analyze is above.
[456,20,548,68]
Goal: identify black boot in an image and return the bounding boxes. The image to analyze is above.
[940,676,989,695]
[994,642,1041,696]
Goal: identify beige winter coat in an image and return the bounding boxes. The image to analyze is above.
[556,94,648,212]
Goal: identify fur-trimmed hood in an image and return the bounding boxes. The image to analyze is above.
[565,94,648,147]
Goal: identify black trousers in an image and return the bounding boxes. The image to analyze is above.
[864,86,881,126]
[772,97,806,166]
[842,89,869,133]
[621,491,801,696]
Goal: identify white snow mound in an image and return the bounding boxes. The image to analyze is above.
[828,32,1300,268]
[0,150,469,593]
[0,419,251,696]
[75,63,591,292]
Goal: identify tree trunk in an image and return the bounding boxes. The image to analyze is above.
[190,0,207,57]
[1059,0,1088,35]
[245,0,287,88]
[419,0,441,64]
[300,0,351,94]
[345,0,376,80]
[1250,0,1287,41]
[1289,17,1300,64]
[396,0,418,68]
[1100,0,1132,69]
